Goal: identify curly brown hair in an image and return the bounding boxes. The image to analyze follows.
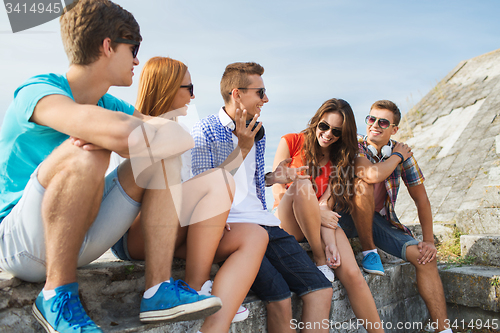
[302,98,358,213]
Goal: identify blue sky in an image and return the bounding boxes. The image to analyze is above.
[1,0,499,158]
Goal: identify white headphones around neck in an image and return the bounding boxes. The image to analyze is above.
[365,137,393,161]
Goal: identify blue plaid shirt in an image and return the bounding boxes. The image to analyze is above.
[190,108,268,210]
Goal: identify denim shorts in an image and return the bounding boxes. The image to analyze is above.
[0,166,141,282]
[111,230,139,261]
[250,226,332,302]
[338,212,419,261]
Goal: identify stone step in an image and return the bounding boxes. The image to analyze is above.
[456,208,500,234]
[1,250,430,333]
[461,234,500,266]
[2,250,500,333]
[439,264,500,313]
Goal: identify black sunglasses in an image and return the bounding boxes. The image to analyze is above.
[180,83,194,97]
[318,121,342,137]
[114,38,140,58]
[365,115,396,129]
[233,87,266,99]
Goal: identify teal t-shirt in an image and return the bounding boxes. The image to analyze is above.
[0,73,135,222]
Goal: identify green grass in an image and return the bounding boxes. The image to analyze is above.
[437,227,477,267]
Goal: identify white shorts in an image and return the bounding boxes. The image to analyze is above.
[0,166,141,282]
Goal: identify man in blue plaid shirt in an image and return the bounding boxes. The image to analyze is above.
[191,62,333,333]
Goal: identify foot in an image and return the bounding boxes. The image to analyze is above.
[140,278,222,323]
[362,252,385,276]
[198,280,249,323]
[317,265,335,282]
[33,282,103,333]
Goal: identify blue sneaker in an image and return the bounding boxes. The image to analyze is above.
[362,252,385,276]
[140,278,222,323]
[32,282,102,333]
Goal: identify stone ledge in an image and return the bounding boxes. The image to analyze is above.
[2,252,499,332]
[461,234,500,266]
[0,254,429,333]
[439,264,500,313]
[456,208,500,234]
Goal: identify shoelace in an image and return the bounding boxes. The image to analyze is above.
[50,292,95,329]
[168,279,199,300]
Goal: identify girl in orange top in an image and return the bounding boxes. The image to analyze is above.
[272,98,384,333]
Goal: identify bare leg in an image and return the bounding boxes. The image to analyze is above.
[351,179,376,251]
[199,223,268,333]
[406,246,448,332]
[333,229,383,333]
[278,179,327,266]
[125,167,235,289]
[117,159,182,288]
[266,299,295,333]
[301,288,333,333]
[38,141,112,290]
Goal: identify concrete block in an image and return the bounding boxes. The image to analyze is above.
[456,208,500,234]
[446,303,500,331]
[461,234,500,266]
[482,185,500,208]
[439,265,500,312]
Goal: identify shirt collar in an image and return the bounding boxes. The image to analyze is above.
[218,107,236,131]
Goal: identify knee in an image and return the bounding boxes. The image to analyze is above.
[241,224,269,251]
[343,266,366,288]
[66,147,111,178]
[267,298,292,315]
[289,178,315,199]
[303,288,333,306]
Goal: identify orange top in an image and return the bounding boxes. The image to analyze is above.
[273,133,331,209]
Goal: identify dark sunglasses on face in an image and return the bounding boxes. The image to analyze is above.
[114,38,140,58]
[180,83,194,97]
[365,115,396,129]
[237,87,266,99]
[318,121,342,137]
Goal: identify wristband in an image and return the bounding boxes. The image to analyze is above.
[391,152,405,164]
[265,172,273,187]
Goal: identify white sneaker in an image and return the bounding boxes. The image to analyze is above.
[317,265,335,282]
[198,280,249,323]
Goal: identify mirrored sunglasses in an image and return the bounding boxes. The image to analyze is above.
[365,115,396,129]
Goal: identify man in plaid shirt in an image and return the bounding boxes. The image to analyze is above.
[338,100,452,333]
[191,62,334,333]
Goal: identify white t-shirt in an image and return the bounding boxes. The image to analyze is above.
[225,133,280,227]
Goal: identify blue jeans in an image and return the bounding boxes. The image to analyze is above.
[250,226,332,302]
[338,212,419,261]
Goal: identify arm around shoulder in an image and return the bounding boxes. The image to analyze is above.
[354,155,401,183]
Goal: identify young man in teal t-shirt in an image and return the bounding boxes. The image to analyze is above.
[0,1,221,331]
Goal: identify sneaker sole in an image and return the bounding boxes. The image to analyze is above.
[32,303,57,333]
[231,307,249,323]
[362,267,385,276]
[140,297,222,323]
